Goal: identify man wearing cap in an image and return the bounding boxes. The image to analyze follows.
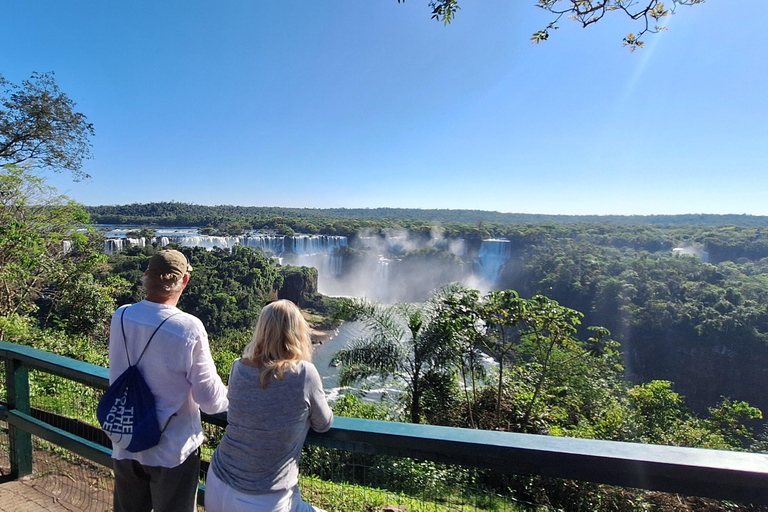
[108,249,229,512]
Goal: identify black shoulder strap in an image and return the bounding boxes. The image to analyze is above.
[120,306,182,366]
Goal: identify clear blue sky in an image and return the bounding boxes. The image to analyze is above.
[2,1,765,215]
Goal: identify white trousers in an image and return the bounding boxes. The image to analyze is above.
[204,466,325,512]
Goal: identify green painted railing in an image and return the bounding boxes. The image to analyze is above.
[2,340,768,506]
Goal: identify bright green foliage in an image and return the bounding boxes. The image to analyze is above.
[426,285,486,427]
[209,328,252,382]
[622,380,762,450]
[0,312,32,341]
[332,393,397,421]
[45,273,119,338]
[706,398,763,449]
[626,380,688,443]
[622,380,763,450]
[334,286,624,432]
[471,290,623,434]
[180,246,283,334]
[0,165,104,323]
[500,231,768,418]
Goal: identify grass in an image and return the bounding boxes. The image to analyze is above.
[298,475,530,512]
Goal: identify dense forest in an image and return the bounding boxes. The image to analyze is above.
[86,202,768,238]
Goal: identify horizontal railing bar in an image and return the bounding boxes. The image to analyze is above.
[0,341,109,389]
[308,417,768,504]
[4,341,768,505]
[6,409,113,468]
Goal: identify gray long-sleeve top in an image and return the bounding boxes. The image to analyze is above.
[210,358,333,494]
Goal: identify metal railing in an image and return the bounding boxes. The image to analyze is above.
[2,339,768,507]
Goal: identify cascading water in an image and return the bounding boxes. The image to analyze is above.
[102,232,348,282]
[104,236,174,254]
[373,258,391,301]
[288,236,347,277]
[475,239,512,286]
[178,236,237,251]
[286,236,348,294]
[100,227,514,301]
[240,235,285,257]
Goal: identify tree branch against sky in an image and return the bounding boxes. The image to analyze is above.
[0,72,95,181]
[401,0,705,50]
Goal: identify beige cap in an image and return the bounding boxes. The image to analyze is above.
[145,250,192,281]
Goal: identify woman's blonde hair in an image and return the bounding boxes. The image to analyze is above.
[243,300,313,388]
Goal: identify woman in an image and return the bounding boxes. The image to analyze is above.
[206,300,333,512]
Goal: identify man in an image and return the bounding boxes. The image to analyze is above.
[108,249,228,512]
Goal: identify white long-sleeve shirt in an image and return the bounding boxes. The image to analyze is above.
[108,300,229,468]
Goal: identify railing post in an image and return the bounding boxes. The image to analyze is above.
[6,356,33,477]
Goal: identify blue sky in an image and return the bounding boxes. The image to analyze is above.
[2,1,765,215]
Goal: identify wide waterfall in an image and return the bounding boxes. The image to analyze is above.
[100,226,514,302]
[101,231,348,287]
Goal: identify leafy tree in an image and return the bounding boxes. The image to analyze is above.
[480,289,529,421]
[624,380,762,450]
[512,295,596,426]
[332,393,398,421]
[1,72,94,180]
[429,285,486,427]
[401,0,705,50]
[0,165,96,319]
[43,273,128,339]
[705,398,762,449]
[333,295,459,423]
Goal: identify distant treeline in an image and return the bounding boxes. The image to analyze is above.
[86,202,768,238]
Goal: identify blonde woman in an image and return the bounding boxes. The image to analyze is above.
[206,300,333,512]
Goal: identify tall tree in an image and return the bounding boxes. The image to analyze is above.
[480,289,528,421]
[429,285,486,428]
[0,72,94,181]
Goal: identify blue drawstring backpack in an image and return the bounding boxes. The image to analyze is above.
[98,307,179,453]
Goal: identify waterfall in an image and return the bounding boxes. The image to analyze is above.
[104,238,127,255]
[241,235,285,256]
[476,239,512,286]
[177,236,238,250]
[102,233,348,279]
[288,236,348,278]
[373,258,391,301]
[99,227,515,302]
